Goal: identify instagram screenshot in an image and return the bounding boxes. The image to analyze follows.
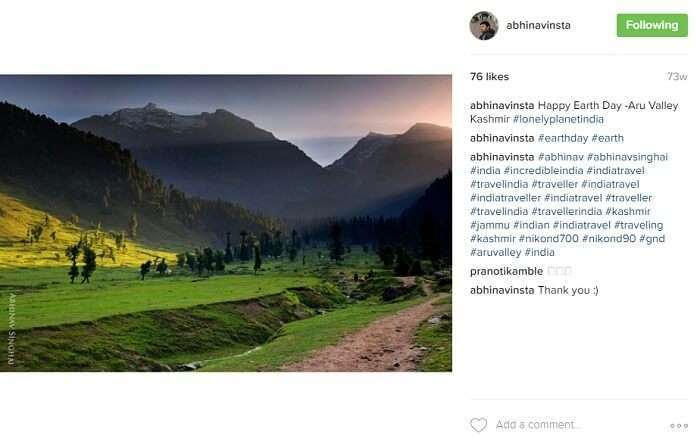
[0,1,695,444]
[461,0,695,442]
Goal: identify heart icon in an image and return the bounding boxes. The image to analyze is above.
[470,417,488,433]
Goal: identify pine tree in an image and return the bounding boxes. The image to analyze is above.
[272,230,284,258]
[203,247,215,273]
[254,245,262,274]
[80,246,97,283]
[329,222,344,264]
[259,231,272,257]
[239,231,250,262]
[185,252,196,272]
[224,232,234,263]
[214,250,226,272]
[65,244,80,284]
[420,212,441,268]
[393,248,412,276]
[291,230,300,250]
[288,230,299,262]
[377,245,395,268]
[195,249,204,276]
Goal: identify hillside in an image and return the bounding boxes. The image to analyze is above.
[400,170,452,260]
[323,123,452,216]
[0,102,277,250]
[326,132,397,178]
[0,191,174,267]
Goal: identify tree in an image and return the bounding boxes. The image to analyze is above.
[329,222,344,264]
[224,232,234,263]
[377,245,395,268]
[156,258,168,275]
[140,260,152,280]
[81,246,97,283]
[254,245,262,274]
[176,253,186,268]
[195,249,205,276]
[239,231,250,262]
[185,252,196,272]
[128,213,138,239]
[65,244,80,284]
[272,230,284,259]
[259,231,272,257]
[288,230,299,262]
[203,247,215,273]
[291,229,300,250]
[214,250,226,272]
[393,248,412,276]
[420,212,441,268]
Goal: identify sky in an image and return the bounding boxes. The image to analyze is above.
[0,75,451,165]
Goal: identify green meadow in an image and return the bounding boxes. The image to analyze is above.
[1,266,318,330]
[1,192,450,372]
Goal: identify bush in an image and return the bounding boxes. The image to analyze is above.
[382,285,412,302]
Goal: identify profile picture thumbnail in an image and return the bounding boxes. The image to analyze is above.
[470,11,498,41]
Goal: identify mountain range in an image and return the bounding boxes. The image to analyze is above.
[73,104,451,219]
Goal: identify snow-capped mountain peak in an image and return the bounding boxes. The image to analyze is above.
[108,103,206,133]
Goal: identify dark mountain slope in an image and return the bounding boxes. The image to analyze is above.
[321,123,451,217]
[400,170,452,260]
[0,102,276,248]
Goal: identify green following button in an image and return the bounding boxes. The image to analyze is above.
[617,13,688,37]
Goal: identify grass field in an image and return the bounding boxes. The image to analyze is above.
[1,267,319,330]
[1,289,343,371]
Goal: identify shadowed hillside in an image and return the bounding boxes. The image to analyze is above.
[0,102,278,249]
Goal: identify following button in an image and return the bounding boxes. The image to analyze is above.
[617,13,688,37]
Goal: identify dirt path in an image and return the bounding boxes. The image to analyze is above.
[283,278,442,372]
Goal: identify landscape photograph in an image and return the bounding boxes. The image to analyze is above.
[0,75,452,372]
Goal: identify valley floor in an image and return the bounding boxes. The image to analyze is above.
[1,248,452,372]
